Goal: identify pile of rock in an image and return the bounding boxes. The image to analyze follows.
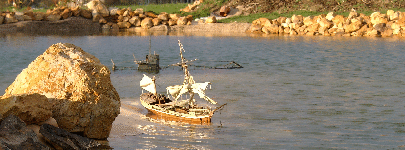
[103,7,194,30]
[0,0,197,30]
[249,10,405,37]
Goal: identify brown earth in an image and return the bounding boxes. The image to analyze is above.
[223,0,405,14]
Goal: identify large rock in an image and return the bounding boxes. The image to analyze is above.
[80,9,93,19]
[158,12,169,21]
[0,115,49,150]
[5,13,18,24]
[129,16,141,26]
[177,17,188,25]
[40,124,101,149]
[3,43,120,139]
[0,94,52,125]
[141,17,153,29]
[86,0,109,17]
[205,16,217,24]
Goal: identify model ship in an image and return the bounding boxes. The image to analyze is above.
[135,36,160,71]
[139,40,224,124]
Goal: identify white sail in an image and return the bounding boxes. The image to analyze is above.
[140,74,156,94]
[191,82,217,104]
[167,85,183,98]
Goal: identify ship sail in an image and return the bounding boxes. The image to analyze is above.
[192,82,217,104]
[140,74,156,94]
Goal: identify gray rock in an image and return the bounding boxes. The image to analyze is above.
[0,115,49,150]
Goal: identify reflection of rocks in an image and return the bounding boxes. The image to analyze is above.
[4,43,120,139]
[0,115,49,150]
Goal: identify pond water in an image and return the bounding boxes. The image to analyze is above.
[1,33,405,149]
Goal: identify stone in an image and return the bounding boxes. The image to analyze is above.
[177,17,188,25]
[116,8,126,16]
[205,16,217,24]
[40,124,101,150]
[71,6,81,17]
[60,8,72,19]
[123,10,129,17]
[158,12,169,21]
[332,15,345,26]
[109,7,119,16]
[319,18,332,29]
[277,17,287,24]
[344,19,363,33]
[80,9,92,19]
[370,13,388,25]
[15,14,24,21]
[33,12,45,21]
[366,29,380,36]
[141,17,153,29]
[3,43,120,139]
[0,115,49,150]
[169,13,180,20]
[374,23,386,32]
[5,13,18,24]
[347,11,359,20]
[23,15,33,21]
[86,0,109,17]
[265,24,279,34]
[391,22,401,30]
[291,15,303,23]
[252,18,270,27]
[306,23,319,32]
[0,94,52,125]
[129,16,141,26]
[152,18,161,26]
[0,16,3,24]
[219,6,230,17]
[325,12,336,21]
[117,21,131,28]
[303,16,316,26]
[389,11,400,21]
[145,11,157,18]
[134,8,144,16]
[46,14,61,21]
[168,19,177,26]
[381,28,393,37]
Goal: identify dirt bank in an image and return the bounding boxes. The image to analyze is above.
[0,17,100,35]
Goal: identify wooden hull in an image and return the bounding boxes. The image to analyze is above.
[140,97,212,124]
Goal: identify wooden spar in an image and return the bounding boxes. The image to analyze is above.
[111,59,116,71]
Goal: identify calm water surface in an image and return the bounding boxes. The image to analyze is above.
[1,34,405,149]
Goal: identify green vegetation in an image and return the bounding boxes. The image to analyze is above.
[180,0,227,19]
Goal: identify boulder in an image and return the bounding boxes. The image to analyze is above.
[177,17,188,25]
[117,21,131,28]
[116,8,126,16]
[291,15,303,23]
[319,18,333,29]
[134,8,144,16]
[71,6,81,17]
[0,115,49,150]
[46,14,61,21]
[168,19,177,26]
[370,13,388,25]
[0,94,52,125]
[152,18,161,26]
[40,124,101,150]
[33,12,45,21]
[123,10,129,17]
[303,16,316,26]
[158,12,169,21]
[169,13,180,20]
[205,16,217,24]
[332,15,345,26]
[277,17,287,24]
[86,0,109,17]
[325,12,336,21]
[5,13,18,24]
[0,16,3,24]
[3,43,120,139]
[344,18,363,33]
[374,23,387,32]
[219,6,230,17]
[129,16,141,26]
[141,17,153,29]
[80,9,92,19]
[252,18,270,27]
[109,7,119,16]
[60,8,72,19]
[145,11,157,18]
